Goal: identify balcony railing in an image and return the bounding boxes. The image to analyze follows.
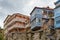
[30,14,42,22]
[5,17,26,29]
[31,22,42,29]
[5,23,25,34]
[42,15,48,19]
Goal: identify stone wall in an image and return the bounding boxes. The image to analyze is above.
[6,32,41,40]
[6,30,57,40]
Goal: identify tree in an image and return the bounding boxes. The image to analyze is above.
[0,33,4,40]
[0,27,4,40]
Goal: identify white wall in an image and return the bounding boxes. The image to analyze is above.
[31,8,42,17]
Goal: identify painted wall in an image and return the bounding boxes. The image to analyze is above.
[30,8,42,21]
[54,7,60,28]
[30,8,42,29]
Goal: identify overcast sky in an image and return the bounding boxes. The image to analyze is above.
[0,0,57,28]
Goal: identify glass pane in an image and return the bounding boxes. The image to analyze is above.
[48,11,54,17]
[56,20,60,24]
[36,18,41,22]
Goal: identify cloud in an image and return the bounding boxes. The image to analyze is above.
[22,0,57,16]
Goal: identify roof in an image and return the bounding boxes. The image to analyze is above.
[54,5,60,9]
[13,13,30,18]
[30,7,53,15]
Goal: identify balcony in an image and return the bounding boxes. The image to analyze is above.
[30,15,36,22]
[48,11,54,18]
[42,15,48,19]
[5,17,26,29]
[31,22,42,30]
[42,14,54,19]
[5,23,25,34]
[30,14,42,22]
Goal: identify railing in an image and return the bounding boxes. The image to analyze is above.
[30,14,42,22]
[31,22,42,30]
[5,17,26,29]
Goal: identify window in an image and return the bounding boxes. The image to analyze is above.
[38,19,41,22]
[36,18,41,22]
[37,9,39,12]
[31,19,36,26]
[48,11,54,17]
[42,10,47,15]
[36,18,38,22]
[55,17,60,25]
[56,20,60,24]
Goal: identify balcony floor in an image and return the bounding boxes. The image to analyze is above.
[32,26,41,31]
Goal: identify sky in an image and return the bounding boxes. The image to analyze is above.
[0,0,57,28]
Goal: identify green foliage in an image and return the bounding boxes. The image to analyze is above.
[0,33,4,40]
[0,27,4,40]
